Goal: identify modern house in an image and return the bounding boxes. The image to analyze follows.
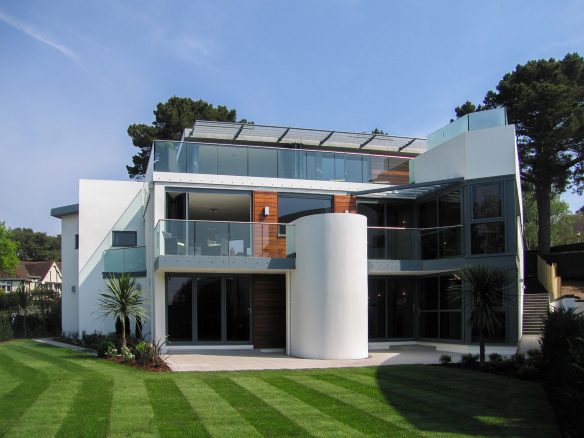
[51,108,524,359]
[0,261,62,293]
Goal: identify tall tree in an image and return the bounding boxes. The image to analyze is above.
[127,97,239,179]
[455,53,584,255]
[523,191,578,249]
[0,222,18,275]
[11,228,61,261]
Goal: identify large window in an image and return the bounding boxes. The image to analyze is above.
[471,183,505,254]
[368,278,413,339]
[166,274,251,344]
[278,194,333,224]
[419,190,462,259]
[0,281,12,292]
[419,276,462,340]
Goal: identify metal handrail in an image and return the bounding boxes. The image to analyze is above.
[367,224,462,231]
[155,218,294,227]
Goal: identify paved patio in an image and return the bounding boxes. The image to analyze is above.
[166,347,462,372]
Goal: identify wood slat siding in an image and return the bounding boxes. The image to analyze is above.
[334,195,357,213]
[252,275,286,349]
[252,191,286,258]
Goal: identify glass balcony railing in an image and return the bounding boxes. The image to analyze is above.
[103,246,146,275]
[152,141,411,185]
[154,219,293,259]
[367,225,462,260]
[427,108,507,149]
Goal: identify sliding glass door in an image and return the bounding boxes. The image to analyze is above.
[166,274,251,344]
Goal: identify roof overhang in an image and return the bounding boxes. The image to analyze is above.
[353,177,464,200]
[50,204,79,218]
[183,120,427,155]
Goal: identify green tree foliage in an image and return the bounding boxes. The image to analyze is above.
[455,53,584,255]
[451,265,513,365]
[523,191,578,249]
[0,222,18,276]
[11,228,60,261]
[126,97,239,179]
[98,274,147,348]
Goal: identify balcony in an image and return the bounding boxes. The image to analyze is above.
[102,246,146,277]
[152,141,410,185]
[155,219,294,262]
[367,225,462,260]
[427,108,507,149]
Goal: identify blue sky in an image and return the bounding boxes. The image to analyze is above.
[0,0,582,235]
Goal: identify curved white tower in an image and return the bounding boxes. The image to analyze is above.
[290,213,368,359]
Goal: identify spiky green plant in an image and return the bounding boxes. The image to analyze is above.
[98,274,147,348]
[452,265,513,365]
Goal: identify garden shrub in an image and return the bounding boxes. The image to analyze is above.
[120,345,135,362]
[0,316,14,342]
[82,331,107,350]
[97,340,116,358]
[439,354,452,365]
[106,344,118,358]
[460,353,479,366]
[488,352,503,362]
[135,341,155,366]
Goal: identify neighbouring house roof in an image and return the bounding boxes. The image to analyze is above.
[50,203,79,218]
[0,261,60,281]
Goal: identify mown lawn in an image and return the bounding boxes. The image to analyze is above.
[0,340,559,437]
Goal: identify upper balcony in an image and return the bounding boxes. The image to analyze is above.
[152,218,463,273]
[427,107,507,149]
[153,140,415,185]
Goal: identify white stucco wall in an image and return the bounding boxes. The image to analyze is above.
[290,213,368,359]
[413,124,518,183]
[61,213,79,333]
[77,179,147,334]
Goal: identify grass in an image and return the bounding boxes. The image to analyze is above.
[0,340,559,437]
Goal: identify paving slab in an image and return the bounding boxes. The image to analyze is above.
[166,349,462,372]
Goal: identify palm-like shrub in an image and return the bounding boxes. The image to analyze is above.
[452,265,513,365]
[98,274,146,348]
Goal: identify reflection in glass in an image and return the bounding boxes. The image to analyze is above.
[368,279,386,339]
[278,195,333,223]
[473,184,502,219]
[197,277,221,341]
[226,278,251,341]
[471,222,505,254]
[249,148,277,178]
[167,276,193,342]
[218,146,247,176]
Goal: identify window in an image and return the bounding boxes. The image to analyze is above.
[0,281,12,292]
[278,194,333,224]
[471,182,505,255]
[112,231,137,247]
[74,234,79,250]
[419,189,462,259]
[419,276,462,340]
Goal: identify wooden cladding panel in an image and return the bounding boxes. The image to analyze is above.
[252,191,286,258]
[252,275,286,349]
[334,195,357,213]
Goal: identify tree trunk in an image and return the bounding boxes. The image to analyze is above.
[121,318,126,349]
[535,184,552,255]
[479,331,485,365]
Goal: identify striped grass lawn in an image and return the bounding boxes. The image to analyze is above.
[0,340,559,437]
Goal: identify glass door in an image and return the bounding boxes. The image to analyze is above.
[196,277,222,342]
